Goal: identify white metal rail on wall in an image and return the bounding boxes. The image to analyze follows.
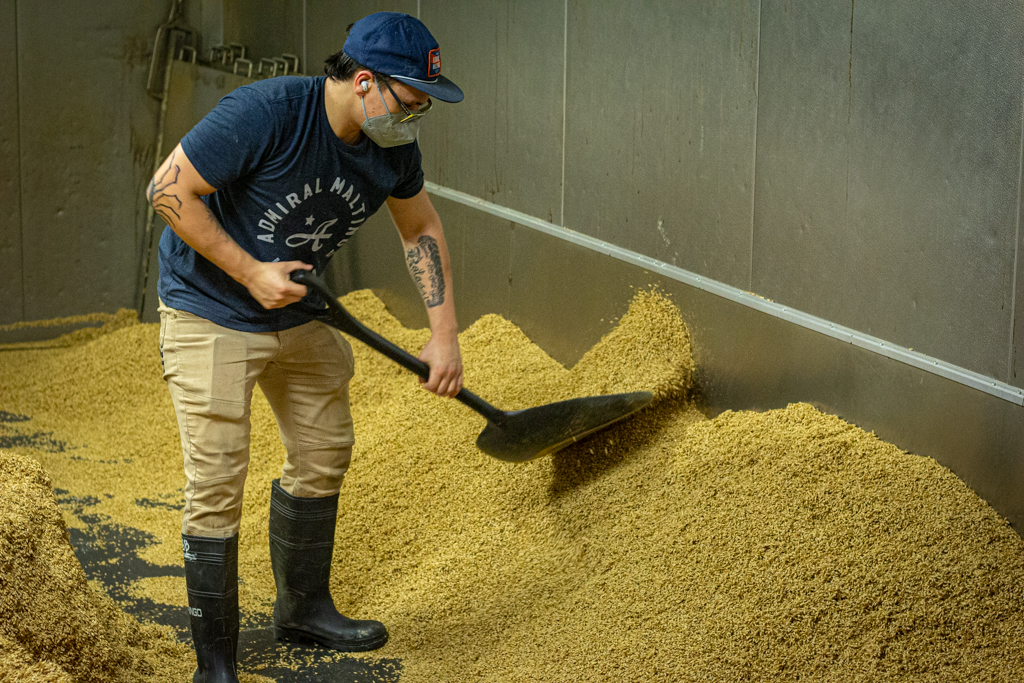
[424,181,1024,408]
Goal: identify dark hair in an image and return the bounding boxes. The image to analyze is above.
[323,51,390,84]
[323,23,390,84]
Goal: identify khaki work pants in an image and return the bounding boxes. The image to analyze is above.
[159,303,355,537]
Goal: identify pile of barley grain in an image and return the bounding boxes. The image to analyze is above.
[1,289,1022,682]
[0,309,138,350]
[0,449,193,683]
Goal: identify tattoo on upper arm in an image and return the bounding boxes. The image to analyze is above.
[405,235,446,308]
[148,150,183,225]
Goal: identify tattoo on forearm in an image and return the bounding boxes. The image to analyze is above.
[405,235,446,308]
[147,150,183,225]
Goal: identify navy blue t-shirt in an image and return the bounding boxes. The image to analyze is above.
[158,75,424,332]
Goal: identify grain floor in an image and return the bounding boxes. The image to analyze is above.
[1,290,1022,682]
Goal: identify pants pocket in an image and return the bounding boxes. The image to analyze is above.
[170,321,249,405]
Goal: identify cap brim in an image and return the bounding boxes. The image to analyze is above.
[391,74,464,103]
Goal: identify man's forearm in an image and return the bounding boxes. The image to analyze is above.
[147,151,257,285]
[402,226,457,337]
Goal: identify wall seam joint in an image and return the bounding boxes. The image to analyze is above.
[506,221,514,318]
[559,0,567,228]
[748,0,763,292]
[843,0,855,265]
[15,0,24,321]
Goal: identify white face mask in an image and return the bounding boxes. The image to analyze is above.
[360,81,432,148]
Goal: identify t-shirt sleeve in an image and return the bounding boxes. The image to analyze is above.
[180,86,277,190]
[389,141,425,200]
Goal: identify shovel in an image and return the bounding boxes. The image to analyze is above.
[290,271,653,463]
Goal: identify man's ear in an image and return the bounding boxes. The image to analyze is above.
[354,71,374,97]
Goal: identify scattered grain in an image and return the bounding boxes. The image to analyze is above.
[0,290,1022,682]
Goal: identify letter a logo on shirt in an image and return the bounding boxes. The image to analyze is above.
[428,48,441,78]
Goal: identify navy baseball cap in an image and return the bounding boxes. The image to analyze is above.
[344,12,464,103]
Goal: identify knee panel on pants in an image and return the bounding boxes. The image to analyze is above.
[280,443,353,499]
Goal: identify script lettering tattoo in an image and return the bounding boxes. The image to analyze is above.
[405,235,445,308]
[147,150,183,225]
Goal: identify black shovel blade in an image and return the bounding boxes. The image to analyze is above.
[476,391,654,463]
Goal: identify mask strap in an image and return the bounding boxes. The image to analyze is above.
[361,80,397,121]
[376,82,390,112]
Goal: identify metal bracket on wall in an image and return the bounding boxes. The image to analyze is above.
[281,53,301,75]
[258,57,281,77]
[206,43,254,75]
[146,0,194,99]
[209,44,237,66]
[178,45,197,64]
[423,181,1024,407]
[233,58,253,78]
[256,55,302,78]
[208,45,227,64]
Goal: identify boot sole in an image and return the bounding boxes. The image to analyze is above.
[273,625,389,653]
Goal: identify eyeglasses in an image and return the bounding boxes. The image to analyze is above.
[380,79,432,122]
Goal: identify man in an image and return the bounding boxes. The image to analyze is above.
[148,12,463,682]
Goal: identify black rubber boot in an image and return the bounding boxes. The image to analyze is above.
[183,534,239,683]
[269,479,388,652]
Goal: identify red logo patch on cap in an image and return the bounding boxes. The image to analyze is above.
[427,48,441,78]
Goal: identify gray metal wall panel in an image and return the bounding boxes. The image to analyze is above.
[338,205,430,329]
[509,220,634,369]
[844,1,1022,380]
[198,0,225,54]
[430,195,513,328]
[163,61,252,151]
[0,0,22,324]
[305,0,416,77]
[17,1,163,319]
[418,1,564,224]
[562,0,760,288]
[754,1,1024,381]
[140,222,162,324]
[1015,201,1024,388]
[502,222,1024,531]
[223,0,304,69]
[325,194,513,335]
[750,1,853,341]
[181,0,224,56]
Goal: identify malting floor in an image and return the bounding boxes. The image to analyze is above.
[61,490,400,682]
